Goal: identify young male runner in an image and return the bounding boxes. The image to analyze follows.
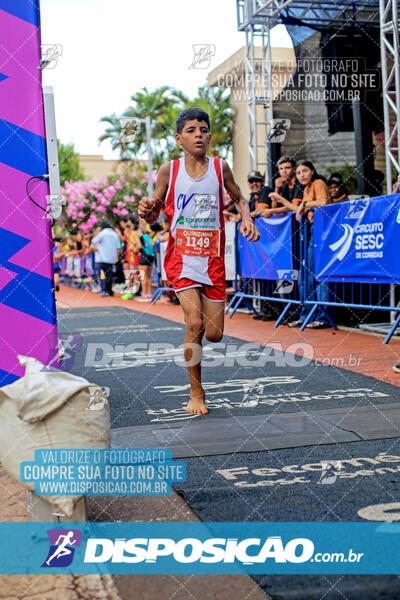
[138,107,260,415]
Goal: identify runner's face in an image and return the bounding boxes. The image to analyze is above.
[278,162,294,181]
[176,119,211,155]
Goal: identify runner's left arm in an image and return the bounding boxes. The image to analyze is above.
[222,161,260,242]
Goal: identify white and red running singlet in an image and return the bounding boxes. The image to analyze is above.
[163,156,227,301]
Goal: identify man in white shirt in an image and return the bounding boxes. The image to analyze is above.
[92,220,120,297]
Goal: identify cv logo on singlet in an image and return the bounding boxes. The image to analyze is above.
[177,193,195,209]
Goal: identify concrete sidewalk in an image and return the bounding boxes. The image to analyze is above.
[0,464,121,600]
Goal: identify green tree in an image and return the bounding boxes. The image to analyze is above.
[99,86,178,167]
[98,113,133,161]
[99,85,234,165]
[57,140,84,185]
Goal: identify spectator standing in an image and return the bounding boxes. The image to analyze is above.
[82,232,94,287]
[246,171,275,320]
[137,217,156,302]
[73,234,83,284]
[247,171,273,218]
[127,213,142,263]
[266,156,304,217]
[270,160,331,329]
[121,218,142,299]
[53,239,61,292]
[92,234,103,293]
[328,173,349,203]
[116,216,129,282]
[92,220,120,297]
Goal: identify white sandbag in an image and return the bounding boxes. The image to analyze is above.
[0,356,110,517]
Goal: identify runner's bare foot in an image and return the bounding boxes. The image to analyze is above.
[186,390,208,415]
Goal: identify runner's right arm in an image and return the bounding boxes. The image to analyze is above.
[138,162,170,224]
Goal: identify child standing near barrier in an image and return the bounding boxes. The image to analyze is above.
[137,218,156,302]
[138,107,259,415]
[121,219,142,299]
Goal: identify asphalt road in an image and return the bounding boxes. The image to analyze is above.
[58,306,400,600]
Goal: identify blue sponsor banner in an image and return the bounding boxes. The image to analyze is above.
[1,522,400,574]
[239,215,293,280]
[314,194,400,283]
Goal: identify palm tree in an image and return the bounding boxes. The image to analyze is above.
[99,85,234,165]
[98,113,134,160]
[99,86,179,166]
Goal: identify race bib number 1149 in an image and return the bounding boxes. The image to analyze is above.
[175,228,220,257]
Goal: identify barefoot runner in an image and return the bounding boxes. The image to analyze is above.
[138,107,260,415]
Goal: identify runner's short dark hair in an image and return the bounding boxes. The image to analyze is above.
[277,156,296,168]
[175,107,210,134]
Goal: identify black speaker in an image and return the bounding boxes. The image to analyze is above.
[320,27,383,135]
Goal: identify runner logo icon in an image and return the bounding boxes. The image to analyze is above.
[329,224,354,261]
[41,529,82,568]
[345,198,369,219]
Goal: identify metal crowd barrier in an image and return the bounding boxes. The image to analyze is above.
[58,252,96,283]
[226,209,400,344]
[151,241,174,304]
[300,212,400,343]
[225,214,302,322]
[151,220,238,305]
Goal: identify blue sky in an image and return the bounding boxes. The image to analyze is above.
[40,0,291,158]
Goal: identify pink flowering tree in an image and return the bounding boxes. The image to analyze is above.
[61,168,157,233]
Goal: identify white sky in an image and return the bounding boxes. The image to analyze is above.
[40,0,292,158]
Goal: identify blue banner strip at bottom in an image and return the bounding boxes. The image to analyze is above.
[1,522,399,574]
